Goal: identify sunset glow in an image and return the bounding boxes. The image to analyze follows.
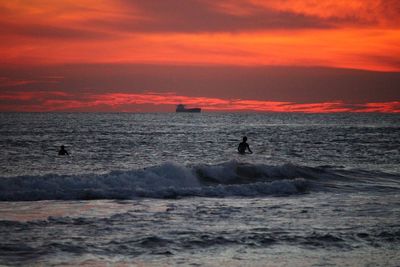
[1,91,399,113]
[0,0,399,112]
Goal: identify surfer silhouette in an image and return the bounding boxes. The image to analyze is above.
[238,136,252,154]
[58,145,69,156]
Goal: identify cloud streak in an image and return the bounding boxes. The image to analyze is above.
[0,1,399,71]
[1,91,398,113]
[111,0,332,33]
[0,77,61,87]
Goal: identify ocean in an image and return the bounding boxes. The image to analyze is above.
[0,112,399,266]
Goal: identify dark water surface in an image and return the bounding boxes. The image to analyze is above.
[0,113,399,266]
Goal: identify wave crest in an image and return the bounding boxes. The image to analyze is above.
[1,160,394,201]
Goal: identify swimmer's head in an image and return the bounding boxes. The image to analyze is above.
[242,136,247,142]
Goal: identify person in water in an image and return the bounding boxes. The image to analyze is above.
[238,136,252,154]
[58,145,69,156]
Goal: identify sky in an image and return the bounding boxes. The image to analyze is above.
[0,0,399,112]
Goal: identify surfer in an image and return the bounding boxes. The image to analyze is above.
[238,136,252,154]
[58,145,69,156]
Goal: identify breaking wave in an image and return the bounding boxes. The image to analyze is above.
[0,161,398,201]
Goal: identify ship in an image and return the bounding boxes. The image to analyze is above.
[176,104,201,113]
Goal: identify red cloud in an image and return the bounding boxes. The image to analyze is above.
[0,77,61,87]
[1,91,399,113]
[0,1,400,71]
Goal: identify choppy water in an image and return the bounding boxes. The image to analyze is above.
[0,113,399,266]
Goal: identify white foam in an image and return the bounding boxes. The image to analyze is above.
[0,161,337,201]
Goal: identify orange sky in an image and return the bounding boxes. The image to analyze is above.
[0,0,399,112]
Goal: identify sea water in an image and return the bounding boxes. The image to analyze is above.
[0,113,399,266]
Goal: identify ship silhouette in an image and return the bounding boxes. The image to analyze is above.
[176,104,201,113]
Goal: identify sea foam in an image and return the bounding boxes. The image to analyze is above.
[0,160,395,201]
